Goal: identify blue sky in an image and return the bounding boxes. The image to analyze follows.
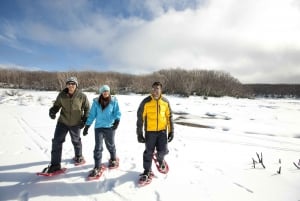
[0,0,300,83]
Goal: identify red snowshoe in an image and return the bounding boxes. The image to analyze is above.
[153,153,169,174]
[37,165,67,177]
[87,165,106,181]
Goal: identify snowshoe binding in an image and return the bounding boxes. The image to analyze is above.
[138,170,154,187]
[87,165,106,181]
[108,158,119,169]
[37,164,67,177]
[73,156,86,166]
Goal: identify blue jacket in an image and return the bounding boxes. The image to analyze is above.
[86,96,121,128]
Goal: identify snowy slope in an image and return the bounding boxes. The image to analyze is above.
[1,88,300,201]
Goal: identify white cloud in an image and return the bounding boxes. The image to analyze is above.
[99,0,300,83]
[0,22,33,54]
[0,63,40,71]
[1,0,300,83]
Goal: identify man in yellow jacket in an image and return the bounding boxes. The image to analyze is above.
[136,81,174,182]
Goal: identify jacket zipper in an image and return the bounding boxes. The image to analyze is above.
[156,99,159,131]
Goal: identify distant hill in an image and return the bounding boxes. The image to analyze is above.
[244,84,300,98]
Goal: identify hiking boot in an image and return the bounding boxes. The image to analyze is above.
[88,167,103,177]
[158,160,166,171]
[139,170,153,182]
[108,158,119,168]
[73,156,85,164]
[43,164,61,173]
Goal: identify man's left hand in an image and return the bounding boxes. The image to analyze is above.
[80,117,87,129]
[167,132,174,142]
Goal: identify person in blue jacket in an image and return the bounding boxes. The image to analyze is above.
[83,85,121,177]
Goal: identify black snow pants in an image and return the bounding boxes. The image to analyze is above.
[51,122,82,165]
[143,130,168,171]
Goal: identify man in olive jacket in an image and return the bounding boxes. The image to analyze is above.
[42,77,90,173]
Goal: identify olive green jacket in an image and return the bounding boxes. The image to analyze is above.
[50,88,90,126]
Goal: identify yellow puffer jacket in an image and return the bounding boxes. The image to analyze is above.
[137,95,173,133]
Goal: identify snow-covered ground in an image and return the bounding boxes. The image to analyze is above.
[1,88,300,201]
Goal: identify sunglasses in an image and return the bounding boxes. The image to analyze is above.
[67,82,76,86]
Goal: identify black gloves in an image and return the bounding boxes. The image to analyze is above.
[167,132,174,142]
[83,125,90,136]
[111,120,120,130]
[136,128,173,143]
[138,134,145,143]
[49,107,57,119]
[80,117,87,129]
[137,128,145,143]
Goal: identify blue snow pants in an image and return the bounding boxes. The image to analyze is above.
[93,127,116,168]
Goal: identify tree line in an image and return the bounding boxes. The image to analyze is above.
[1,68,299,98]
[244,84,300,98]
[0,68,249,97]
